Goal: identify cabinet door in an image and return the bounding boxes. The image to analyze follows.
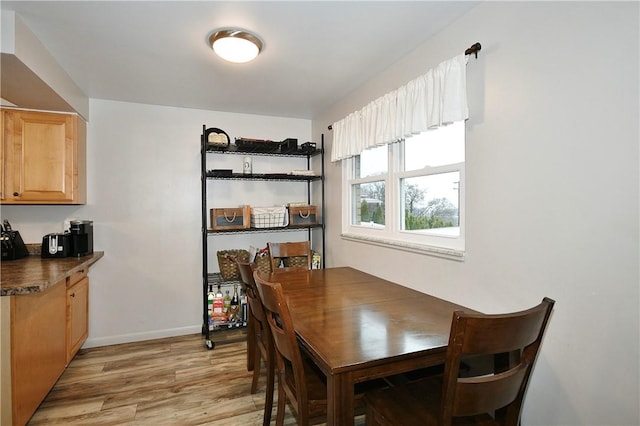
[2,109,83,204]
[66,276,89,364]
[11,283,67,426]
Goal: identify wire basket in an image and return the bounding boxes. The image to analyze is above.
[217,249,250,280]
[251,206,288,228]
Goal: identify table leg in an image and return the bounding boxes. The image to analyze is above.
[327,371,354,425]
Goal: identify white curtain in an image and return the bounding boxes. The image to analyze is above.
[331,53,469,162]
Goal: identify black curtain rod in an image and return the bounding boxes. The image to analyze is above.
[465,42,482,58]
[328,42,481,130]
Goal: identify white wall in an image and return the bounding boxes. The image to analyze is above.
[313,2,638,425]
[2,100,312,346]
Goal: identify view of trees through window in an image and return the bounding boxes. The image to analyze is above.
[401,172,460,232]
[358,182,385,225]
[348,122,464,242]
[356,175,459,231]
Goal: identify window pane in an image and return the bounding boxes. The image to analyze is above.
[352,181,385,227]
[355,145,387,178]
[401,172,460,236]
[404,122,464,171]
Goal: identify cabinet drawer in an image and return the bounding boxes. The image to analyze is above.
[67,268,88,287]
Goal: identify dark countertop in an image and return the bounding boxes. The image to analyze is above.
[1,251,104,296]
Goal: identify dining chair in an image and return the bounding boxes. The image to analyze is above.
[253,270,327,425]
[267,241,312,271]
[364,297,555,426]
[236,260,275,426]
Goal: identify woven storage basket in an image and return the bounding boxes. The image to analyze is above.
[217,249,250,280]
[283,256,309,268]
[255,254,272,274]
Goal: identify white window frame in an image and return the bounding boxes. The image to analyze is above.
[341,133,465,261]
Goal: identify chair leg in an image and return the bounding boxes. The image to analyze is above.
[250,346,261,394]
[366,403,384,426]
[275,379,286,426]
[263,354,275,426]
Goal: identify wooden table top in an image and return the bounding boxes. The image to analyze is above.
[264,266,475,375]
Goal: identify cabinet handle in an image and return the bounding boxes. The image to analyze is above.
[13,192,20,197]
[70,293,75,298]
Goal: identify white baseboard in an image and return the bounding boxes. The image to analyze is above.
[83,324,202,348]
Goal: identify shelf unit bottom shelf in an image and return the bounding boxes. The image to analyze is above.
[207,273,247,331]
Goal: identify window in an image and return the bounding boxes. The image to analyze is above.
[342,121,465,258]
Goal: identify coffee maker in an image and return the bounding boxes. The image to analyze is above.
[69,220,93,257]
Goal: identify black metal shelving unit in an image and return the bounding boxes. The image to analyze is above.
[200,126,325,349]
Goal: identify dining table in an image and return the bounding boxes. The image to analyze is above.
[263,266,476,426]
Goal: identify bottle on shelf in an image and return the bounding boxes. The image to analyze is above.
[207,285,214,324]
[231,283,239,306]
[227,283,241,324]
[212,285,226,322]
[223,290,231,314]
[240,289,247,325]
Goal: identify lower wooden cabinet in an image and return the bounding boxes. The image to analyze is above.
[0,272,90,426]
[7,283,67,426]
[66,272,89,364]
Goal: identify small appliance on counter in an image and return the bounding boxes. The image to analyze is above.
[69,220,93,257]
[1,219,29,261]
[41,233,71,258]
[40,219,94,258]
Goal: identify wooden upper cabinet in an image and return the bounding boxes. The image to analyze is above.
[1,108,86,204]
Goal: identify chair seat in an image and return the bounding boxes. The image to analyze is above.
[365,377,498,426]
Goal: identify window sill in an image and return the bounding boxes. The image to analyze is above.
[341,232,465,261]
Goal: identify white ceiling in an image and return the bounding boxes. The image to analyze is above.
[1,1,479,119]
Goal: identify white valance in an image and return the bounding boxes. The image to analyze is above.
[331,53,469,162]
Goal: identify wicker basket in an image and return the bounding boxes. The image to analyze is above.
[217,249,250,280]
[255,253,272,274]
[283,256,309,268]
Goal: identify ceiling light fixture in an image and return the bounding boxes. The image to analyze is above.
[209,28,263,64]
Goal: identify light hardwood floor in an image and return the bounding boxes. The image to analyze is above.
[28,330,355,425]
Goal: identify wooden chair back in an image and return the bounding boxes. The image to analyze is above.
[440,297,555,425]
[236,261,267,327]
[254,271,318,425]
[236,260,275,425]
[267,241,312,271]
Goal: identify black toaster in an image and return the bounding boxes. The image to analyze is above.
[41,233,71,258]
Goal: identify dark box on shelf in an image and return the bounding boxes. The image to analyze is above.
[279,138,298,153]
[211,206,251,230]
[211,169,233,177]
[300,141,316,154]
[288,205,318,226]
[235,138,280,153]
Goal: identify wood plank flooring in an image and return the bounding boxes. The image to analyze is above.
[28,330,362,425]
